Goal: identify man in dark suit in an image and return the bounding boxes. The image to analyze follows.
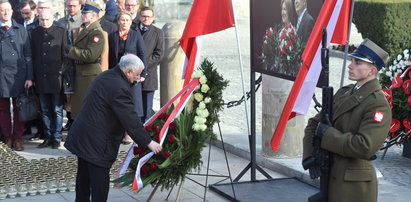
[136,7,164,122]
[294,0,314,44]
[31,10,66,149]
[303,39,391,202]
[64,54,162,202]
[125,0,139,29]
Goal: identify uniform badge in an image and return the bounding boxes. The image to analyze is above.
[93,36,100,43]
[374,111,384,122]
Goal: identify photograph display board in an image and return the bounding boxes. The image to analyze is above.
[251,0,324,81]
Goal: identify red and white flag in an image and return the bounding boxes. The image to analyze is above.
[271,0,352,152]
[180,0,235,86]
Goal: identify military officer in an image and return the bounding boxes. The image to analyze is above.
[66,1,104,119]
[303,39,391,202]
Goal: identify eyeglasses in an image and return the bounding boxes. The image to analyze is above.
[140,15,153,19]
[125,4,138,7]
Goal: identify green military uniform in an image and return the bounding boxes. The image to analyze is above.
[68,21,104,118]
[303,78,391,202]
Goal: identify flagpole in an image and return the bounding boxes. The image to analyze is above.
[231,0,251,135]
[339,0,355,88]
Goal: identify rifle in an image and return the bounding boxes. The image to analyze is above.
[61,7,75,95]
[302,27,333,202]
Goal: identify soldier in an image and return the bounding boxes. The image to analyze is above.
[66,1,104,119]
[136,7,164,122]
[303,39,392,202]
[58,0,83,131]
[31,10,66,149]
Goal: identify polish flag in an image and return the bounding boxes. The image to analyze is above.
[180,0,235,86]
[271,0,353,152]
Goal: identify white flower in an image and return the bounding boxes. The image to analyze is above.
[204,97,211,104]
[194,93,203,102]
[393,60,398,65]
[198,124,207,131]
[186,95,195,112]
[397,54,402,61]
[194,116,207,124]
[192,123,200,131]
[198,101,206,109]
[403,49,409,55]
[192,70,204,79]
[196,108,209,118]
[201,84,210,93]
[386,71,392,78]
[199,76,207,84]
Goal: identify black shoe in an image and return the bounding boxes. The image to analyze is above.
[51,141,60,149]
[62,120,73,131]
[30,133,41,141]
[38,140,51,148]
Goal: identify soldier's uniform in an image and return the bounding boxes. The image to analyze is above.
[303,39,391,202]
[67,5,104,119]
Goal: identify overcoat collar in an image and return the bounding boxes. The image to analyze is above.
[74,20,101,45]
[332,78,382,121]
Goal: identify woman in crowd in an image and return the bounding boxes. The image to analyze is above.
[108,10,146,144]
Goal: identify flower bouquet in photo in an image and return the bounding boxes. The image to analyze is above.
[261,24,304,77]
[380,48,411,143]
[113,59,229,191]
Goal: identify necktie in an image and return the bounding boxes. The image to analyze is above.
[141,26,148,32]
[2,25,9,31]
[69,17,75,23]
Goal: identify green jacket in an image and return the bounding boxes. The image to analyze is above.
[303,78,391,202]
[68,21,104,118]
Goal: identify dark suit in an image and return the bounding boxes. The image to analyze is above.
[64,66,152,201]
[297,10,315,44]
[108,29,146,117]
[136,23,164,120]
[303,79,391,202]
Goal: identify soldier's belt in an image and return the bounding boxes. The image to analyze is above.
[74,59,100,65]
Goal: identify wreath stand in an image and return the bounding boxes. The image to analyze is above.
[146,121,237,202]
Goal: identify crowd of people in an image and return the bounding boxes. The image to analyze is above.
[0,0,164,151]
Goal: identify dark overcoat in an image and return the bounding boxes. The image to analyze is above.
[136,23,164,91]
[64,66,151,168]
[67,21,104,119]
[297,11,315,44]
[303,79,391,202]
[108,29,146,117]
[31,24,66,94]
[0,20,33,98]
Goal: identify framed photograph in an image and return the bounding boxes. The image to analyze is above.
[251,0,324,82]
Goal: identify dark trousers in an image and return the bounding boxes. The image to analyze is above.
[75,157,110,202]
[142,90,155,122]
[0,98,24,141]
[39,93,63,142]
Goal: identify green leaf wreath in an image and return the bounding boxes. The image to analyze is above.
[113,58,229,191]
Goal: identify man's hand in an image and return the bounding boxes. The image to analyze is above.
[147,140,162,154]
[24,80,33,88]
[315,122,331,140]
[65,44,72,54]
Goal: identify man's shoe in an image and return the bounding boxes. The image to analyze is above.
[5,139,13,148]
[29,133,41,141]
[14,139,24,151]
[62,120,73,131]
[38,140,51,148]
[51,141,60,149]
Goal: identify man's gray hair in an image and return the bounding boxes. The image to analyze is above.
[118,54,145,72]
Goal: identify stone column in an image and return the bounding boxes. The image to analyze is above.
[160,21,186,106]
[261,75,304,157]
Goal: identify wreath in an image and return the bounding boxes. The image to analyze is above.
[114,59,229,191]
[380,48,411,141]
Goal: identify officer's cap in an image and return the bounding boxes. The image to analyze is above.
[81,2,101,14]
[348,38,389,70]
